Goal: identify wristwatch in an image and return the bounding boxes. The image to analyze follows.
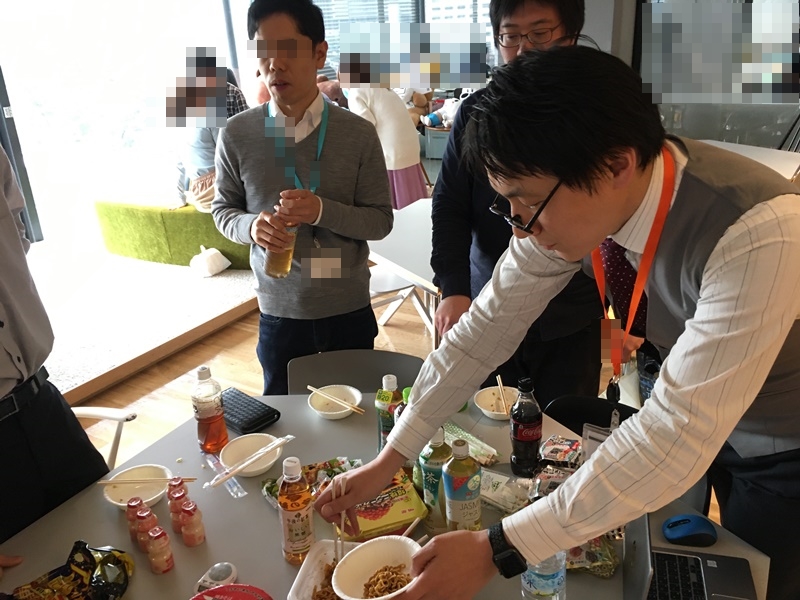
[487,522,528,578]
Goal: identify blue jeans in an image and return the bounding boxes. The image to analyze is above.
[256,304,379,395]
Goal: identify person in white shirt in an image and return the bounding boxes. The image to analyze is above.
[340,55,428,210]
[315,47,800,600]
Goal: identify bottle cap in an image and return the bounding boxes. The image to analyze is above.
[283,457,301,477]
[517,377,533,393]
[451,438,470,459]
[126,497,144,510]
[137,506,154,520]
[168,476,185,489]
[429,427,444,446]
[148,525,167,540]
[169,488,187,502]
[382,374,398,391]
[196,365,211,381]
[181,501,198,515]
[402,387,412,403]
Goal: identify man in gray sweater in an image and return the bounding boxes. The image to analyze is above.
[212,0,393,394]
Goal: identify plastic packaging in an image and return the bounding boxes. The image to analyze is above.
[181,500,206,547]
[147,526,175,574]
[442,439,481,531]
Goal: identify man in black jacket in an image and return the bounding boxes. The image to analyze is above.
[431,0,602,403]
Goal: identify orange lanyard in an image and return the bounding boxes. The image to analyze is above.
[591,147,675,378]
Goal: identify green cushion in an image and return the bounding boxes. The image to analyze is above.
[95,202,251,269]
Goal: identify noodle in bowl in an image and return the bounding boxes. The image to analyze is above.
[331,536,420,600]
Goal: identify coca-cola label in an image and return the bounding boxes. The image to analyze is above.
[511,421,542,442]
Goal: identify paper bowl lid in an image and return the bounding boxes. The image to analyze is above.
[190,584,274,600]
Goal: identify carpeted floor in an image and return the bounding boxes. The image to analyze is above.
[27,244,257,396]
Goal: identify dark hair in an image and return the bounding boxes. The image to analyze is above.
[247,0,325,46]
[490,0,585,41]
[463,46,665,193]
[339,54,372,84]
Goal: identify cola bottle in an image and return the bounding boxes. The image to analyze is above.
[509,377,542,477]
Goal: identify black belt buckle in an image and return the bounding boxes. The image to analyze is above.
[0,393,20,422]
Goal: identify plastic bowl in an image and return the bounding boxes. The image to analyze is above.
[332,535,420,600]
[219,433,282,477]
[473,386,517,420]
[102,464,173,509]
[308,385,363,420]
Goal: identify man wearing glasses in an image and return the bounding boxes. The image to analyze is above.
[319,47,800,599]
[431,0,603,406]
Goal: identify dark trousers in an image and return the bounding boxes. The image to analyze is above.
[257,304,379,395]
[482,319,602,406]
[708,443,800,600]
[0,381,109,543]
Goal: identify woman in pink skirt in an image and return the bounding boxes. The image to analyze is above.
[341,62,429,210]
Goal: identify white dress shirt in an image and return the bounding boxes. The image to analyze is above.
[0,146,54,397]
[267,91,325,225]
[388,142,800,566]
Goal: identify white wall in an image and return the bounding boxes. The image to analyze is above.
[583,0,638,65]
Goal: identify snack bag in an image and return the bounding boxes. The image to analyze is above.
[335,469,428,542]
[261,457,362,509]
[11,541,134,600]
[539,435,582,469]
[480,468,533,515]
[566,535,620,578]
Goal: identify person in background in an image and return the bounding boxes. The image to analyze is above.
[340,56,428,210]
[431,0,602,402]
[317,47,800,599]
[212,0,393,395]
[0,145,109,553]
[168,49,249,212]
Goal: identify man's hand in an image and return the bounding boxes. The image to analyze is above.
[0,555,23,581]
[396,531,496,599]
[273,189,322,224]
[434,295,472,336]
[623,334,645,363]
[250,211,295,252]
[314,449,406,537]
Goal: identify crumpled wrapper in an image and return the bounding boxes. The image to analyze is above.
[10,540,134,600]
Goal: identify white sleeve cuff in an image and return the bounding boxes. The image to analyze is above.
[311,195,324,226]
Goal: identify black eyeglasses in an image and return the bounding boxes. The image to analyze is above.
[489,179,563,233]
[495,24,562,48]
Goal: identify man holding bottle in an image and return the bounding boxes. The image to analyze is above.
[212,0,393,395]
[317,47,800,600]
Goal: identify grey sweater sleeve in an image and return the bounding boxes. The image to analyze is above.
[212,125,257,245]
[316,125,393,241]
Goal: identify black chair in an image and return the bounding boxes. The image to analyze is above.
[542,395,638,435]
[544,394,710,515]
[286,349,424,394]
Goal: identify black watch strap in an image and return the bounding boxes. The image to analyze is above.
[488,522,528,578]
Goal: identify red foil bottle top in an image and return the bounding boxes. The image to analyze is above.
[148,525,167,540]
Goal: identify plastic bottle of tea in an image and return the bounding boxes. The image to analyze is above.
[192,365,229,454]
[419,427,452,535]
[278,457,315,565]
[442,439,482,531]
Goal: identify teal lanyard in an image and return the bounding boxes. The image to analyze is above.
[268,100,328,194]
[296,100,327,194]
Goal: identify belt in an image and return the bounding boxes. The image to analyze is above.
[0,366,49,423]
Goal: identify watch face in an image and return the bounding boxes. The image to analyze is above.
[494,548,528,578]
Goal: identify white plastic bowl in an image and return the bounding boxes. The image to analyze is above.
[219,433,282,477]
[102,464,173,509]
[332,535,420,600]
[473,386,518,420]
[308,385,363,420]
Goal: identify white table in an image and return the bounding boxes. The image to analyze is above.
[0,395,769,599]
[369,198,441,348]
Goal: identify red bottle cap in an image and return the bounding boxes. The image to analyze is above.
[148,525,167,540]
[136,507,154,520]
[181,501,198,515]
[168,488,187,501]
[168,476,185,489]
[126,497,144,509]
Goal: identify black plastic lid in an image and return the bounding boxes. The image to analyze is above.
[517,377,533,393]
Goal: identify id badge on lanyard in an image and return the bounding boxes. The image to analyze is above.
[591,147,675,402]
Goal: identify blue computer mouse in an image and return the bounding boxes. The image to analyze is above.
[662,513,718,547]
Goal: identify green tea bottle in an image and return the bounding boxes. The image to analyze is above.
[442,439,482,531]
[419,427,452,535]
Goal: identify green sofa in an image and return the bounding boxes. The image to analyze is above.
[95,202,251,270]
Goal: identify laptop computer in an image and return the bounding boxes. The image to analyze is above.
[623,513,758,600]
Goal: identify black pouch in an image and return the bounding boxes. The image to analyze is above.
[222,387,280,434]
